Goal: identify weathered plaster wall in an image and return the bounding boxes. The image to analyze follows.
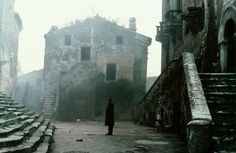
[58,63,97,120]
[0,0,22,95]
[44,17,149,88]
[43,16,151,118]
[14,70,43,113]
[96,52,134,81]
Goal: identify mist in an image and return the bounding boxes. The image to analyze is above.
[15,0,162,77]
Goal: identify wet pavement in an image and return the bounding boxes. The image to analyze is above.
[51,121,187,153]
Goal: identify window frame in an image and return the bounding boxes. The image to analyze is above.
[106,63,117,81]
[115,35,123,45]
[80,46,91,61]
[64,34,71,46]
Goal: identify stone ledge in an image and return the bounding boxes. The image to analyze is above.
[182,52,212,122]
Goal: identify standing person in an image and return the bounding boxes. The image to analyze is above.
[105,96,114,135]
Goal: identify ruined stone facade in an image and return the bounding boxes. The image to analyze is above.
[0,0,22,96]
[137,0,236,152]
[43,16,151,119]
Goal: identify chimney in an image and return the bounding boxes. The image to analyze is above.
[129,17,137,32]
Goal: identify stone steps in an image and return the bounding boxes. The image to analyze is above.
[0,135,24,148]
[0,116,40,148]
[42,91,57,118]
[33,124,54,153]
[199,73,236,152]
[203,85,236,92]
[0,92,54,153]
[0,121,50,153]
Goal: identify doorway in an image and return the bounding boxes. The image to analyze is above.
[224,19,236,72]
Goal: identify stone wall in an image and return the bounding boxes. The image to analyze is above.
[136,58,184,131]
[96,52,134,81]
[136,52,212,152]
[44,16,151,90]
[157,0,226,73]
[58,63,97,120]
[0,0,22,95]
[14,70,43,113]
[43,16,151,118]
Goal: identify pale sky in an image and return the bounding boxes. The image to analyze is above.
[15,0,162,77]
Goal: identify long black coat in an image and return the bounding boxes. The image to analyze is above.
[105,102,114,126]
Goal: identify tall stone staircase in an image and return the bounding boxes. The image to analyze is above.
[42,87,57,119]
[200,73,236,152]
[0,92,54,153]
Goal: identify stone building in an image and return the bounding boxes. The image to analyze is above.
[0,0,22,96]
[137,0,236,152]
[43,16,151,119]
[0,1,54,152]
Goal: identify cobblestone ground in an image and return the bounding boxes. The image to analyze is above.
[51,121,187,153]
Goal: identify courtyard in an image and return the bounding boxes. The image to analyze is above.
[51,121,187,153]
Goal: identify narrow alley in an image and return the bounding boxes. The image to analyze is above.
[51,121,187,153]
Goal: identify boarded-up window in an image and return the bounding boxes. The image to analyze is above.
[115,36,123,44]
[106,64,116,80]
[65,35,71,45]
[81,47,91,61]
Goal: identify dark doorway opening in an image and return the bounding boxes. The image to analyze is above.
[225,19,236,72]
[106,64,116,81]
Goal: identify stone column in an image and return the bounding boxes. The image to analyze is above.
[219,40,228,72]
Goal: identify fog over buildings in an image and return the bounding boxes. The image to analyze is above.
[14,0,162,77]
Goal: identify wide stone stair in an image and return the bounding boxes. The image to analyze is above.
[200,73,236,152]
[0,93,55,153]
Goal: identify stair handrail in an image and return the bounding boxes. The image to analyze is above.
[135,58,182,126]
[136,52,212,153]
[182,52,212,153]
[182,52,212,122]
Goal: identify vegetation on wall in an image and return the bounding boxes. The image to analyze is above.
[96,76,145,120]
[57,72,145,121]
[57,80,95,121]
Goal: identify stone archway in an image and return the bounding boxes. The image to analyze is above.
[219,6,236,72]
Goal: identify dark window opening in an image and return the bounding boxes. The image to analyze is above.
[115,36,123,44]
[81,47,91,61]
[133,58,142,83]
[106,64,116,80]
[65,35,71,45]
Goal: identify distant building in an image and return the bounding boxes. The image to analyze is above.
[14,70,43,113]
[0,0,22,95]
[43,16,151,119]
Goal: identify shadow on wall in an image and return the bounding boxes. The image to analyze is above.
[57,77,145,121]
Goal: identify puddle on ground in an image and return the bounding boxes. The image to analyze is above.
[135,140,169,145]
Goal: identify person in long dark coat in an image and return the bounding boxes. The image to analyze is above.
[105,96,114,135]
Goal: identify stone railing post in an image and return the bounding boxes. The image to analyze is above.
[187,120,211,153]
[182,52,212,153]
